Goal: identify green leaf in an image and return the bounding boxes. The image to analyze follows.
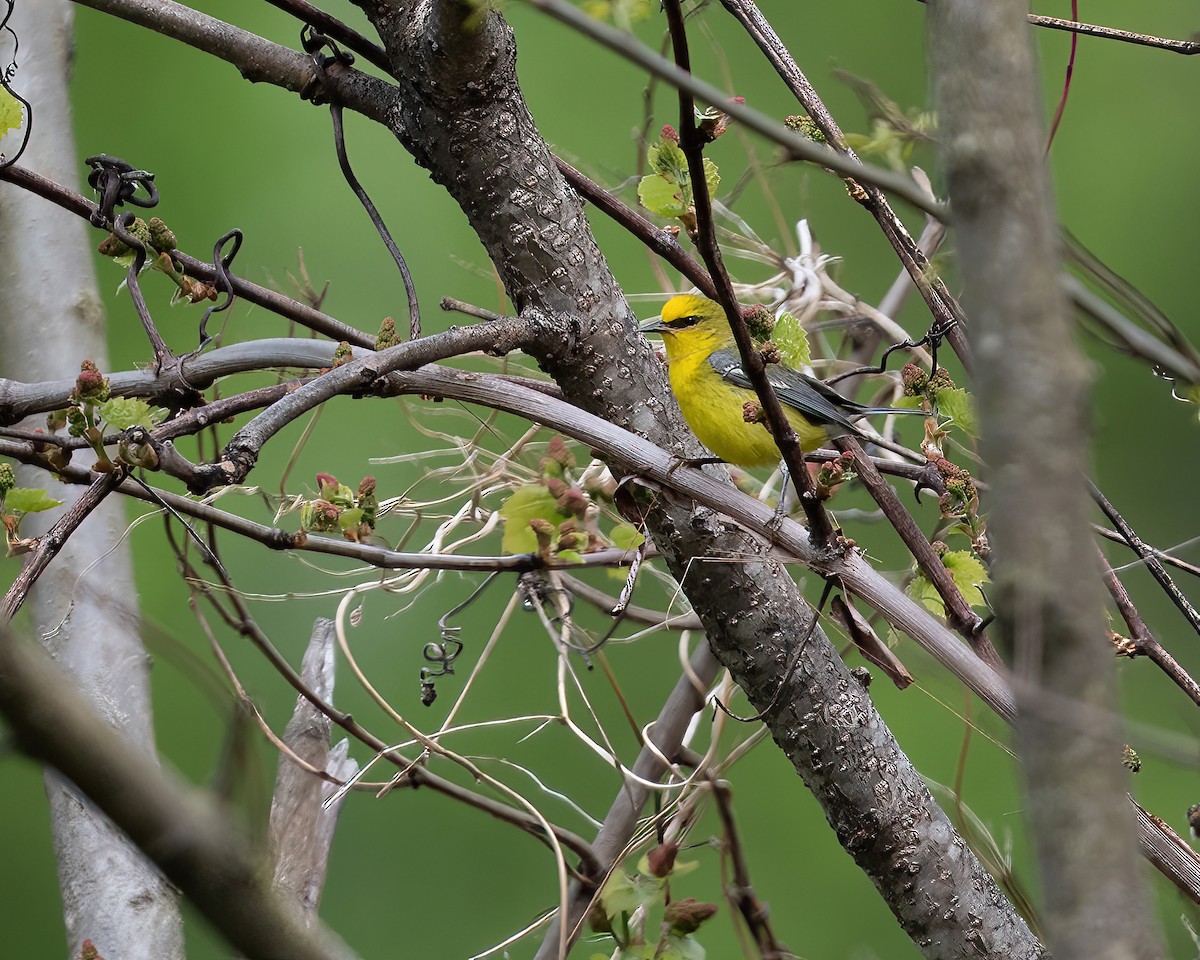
[615,947,657,960]
[498,484,563,555]
[0,88,22,138]
[700,156,719,197]
[600,870,665,917]
[636,854,698,878]
[934,387,977,437]
[771,311,811,368]
[658,933,706,960]
[608,523,645,551]
[5,488,63,516]
[582,0,650,27]
[337,508,364,531]
[98,397,168,430]
[555,549,583,565]
[647,140,688,184]
[941,550,989,607]
[638,174,687,218]
[906,550,989,616]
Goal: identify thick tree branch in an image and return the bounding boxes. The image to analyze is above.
[0,628,361,960]
[71,0,395,123]
[928,1,1163,956]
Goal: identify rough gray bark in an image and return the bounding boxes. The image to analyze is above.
[927,2,1164,958]
[269,620,359,924]
[352,2,1042,956]
[0,4,184,957]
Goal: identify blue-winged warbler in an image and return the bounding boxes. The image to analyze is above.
[640,294,922,468]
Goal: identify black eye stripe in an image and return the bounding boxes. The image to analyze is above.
[666,314,703,329]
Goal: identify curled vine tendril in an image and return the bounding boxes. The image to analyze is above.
[0,1,33,171]
[419,572,500,706]
[84,154,158,228]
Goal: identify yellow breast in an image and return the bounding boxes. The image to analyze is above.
[666,341,829,468]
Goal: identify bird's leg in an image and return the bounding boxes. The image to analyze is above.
[773,461,795,519]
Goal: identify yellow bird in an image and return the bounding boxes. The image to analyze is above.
[640,294,922,468]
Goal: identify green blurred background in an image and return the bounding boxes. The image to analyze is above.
[3,0,1199,956]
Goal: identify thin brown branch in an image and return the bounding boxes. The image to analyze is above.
[557,572,703,630]
[718,0,972,371]
[712,780,789,960]
[262,0,393,73]
[554,158,717,300]
[1090,480,1200,638]
[834,436,1001,670]
[0,470,124,622]
[1093,524,1200,580]
[661,0,836,548]
[1099,549,1200,709]
[1027,12,1200,54]
[0,163,374,347]
[71,0,395,124]
[522,0,945,218]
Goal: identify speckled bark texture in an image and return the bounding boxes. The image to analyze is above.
[928,2,1163,958]
[354,2,1043,955]
[650,509,1043,958]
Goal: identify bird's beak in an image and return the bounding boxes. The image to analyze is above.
[639,317,668,335]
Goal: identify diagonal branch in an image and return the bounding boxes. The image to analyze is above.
[523,0,944,218]
[72,0,395,122]
[0,627,362,960]
[718,0,971,370]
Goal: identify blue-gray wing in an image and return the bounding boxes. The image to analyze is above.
[708,348,919,432]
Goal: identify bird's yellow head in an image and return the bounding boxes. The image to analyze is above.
[639,294,732,361]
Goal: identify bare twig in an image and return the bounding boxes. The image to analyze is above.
[0,470,124,622]
[1093,524,1200,580]
[262,0,392,73]
[1099,549,1200,709]
[71,0,395,125]
[712,780,789,960]
[1090,480,1200,638]
[718,0,971,371]
[661,0,836,548]
[833,436,1000,669]
[555,158,716,300]
[521,0,944,218]
[1026,12,1200,55]
[0,162,374,347]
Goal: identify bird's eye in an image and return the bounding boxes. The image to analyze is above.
[670,314,703,328]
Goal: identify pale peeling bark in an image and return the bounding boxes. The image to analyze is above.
[269,619,359,923]
[927,2,1163,958]
[0,3,184,957]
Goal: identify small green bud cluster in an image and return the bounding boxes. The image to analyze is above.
[300,473,379,542]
